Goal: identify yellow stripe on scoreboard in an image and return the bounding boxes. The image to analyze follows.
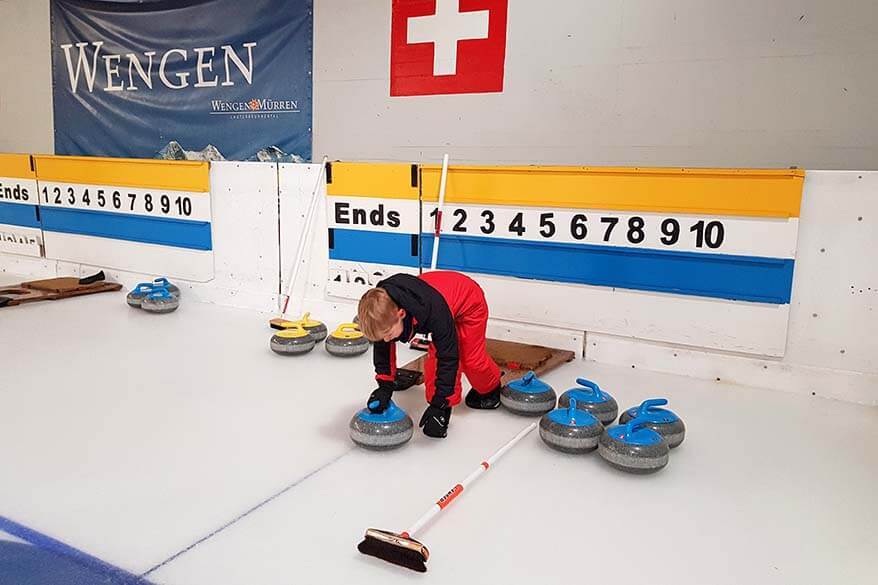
[33,155,210,193]
[326,162,419,200]
[420,165,804,218]
[0,153,36,179]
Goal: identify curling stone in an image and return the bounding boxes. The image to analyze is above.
[326,323,370,357]
[539,397,604,454]
[558,378,618,426]
[598,418,670,474]
[500,371,556,416]
[152,277,181,299]
[272,313,327,341]
[288,312,327,342]
[126,282,155,308]
[270,324,316,355]
[141,287,180,314]
[618,398,686,448]
[349,400,414,450]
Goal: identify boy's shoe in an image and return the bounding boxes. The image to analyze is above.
[465,384,502,410]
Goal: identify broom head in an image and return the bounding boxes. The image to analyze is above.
[357,528,429,573]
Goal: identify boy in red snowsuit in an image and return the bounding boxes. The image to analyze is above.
[357,271,502,438]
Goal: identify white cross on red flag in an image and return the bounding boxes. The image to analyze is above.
[390,0,508,96]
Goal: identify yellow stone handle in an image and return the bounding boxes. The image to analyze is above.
[331,322,364,339]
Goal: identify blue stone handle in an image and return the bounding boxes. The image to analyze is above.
[575,378,601,395]
[567,397,578,424]
[146,286,172,300]
[522,371,536,385]
[624,417,652,436]
[638,398,668,417]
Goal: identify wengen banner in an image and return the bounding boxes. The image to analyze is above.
[51,0,313,162]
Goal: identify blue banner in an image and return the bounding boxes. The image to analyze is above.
[51,0,312,162]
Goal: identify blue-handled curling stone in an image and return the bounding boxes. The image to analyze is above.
[598,418,670,474]
[500,371,556,416]
[141,286,180,314]
[539,397,604,454]
[126,282,156,308]
[558,378,618,426]
[619,398,686,448]
[152,277,181,300]
[349,400,414,450]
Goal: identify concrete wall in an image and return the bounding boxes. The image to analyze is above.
[2,0,877,168]
[0,0,53,154]
[313,0,878,169]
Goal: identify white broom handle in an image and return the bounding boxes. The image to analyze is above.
[428,153,449,271]
[282,155,329,315]
[404,422,537,538]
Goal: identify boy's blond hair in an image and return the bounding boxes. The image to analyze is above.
[357,287,400,341]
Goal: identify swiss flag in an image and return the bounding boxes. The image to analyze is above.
[391,0,508,97]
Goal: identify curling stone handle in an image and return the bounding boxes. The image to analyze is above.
[522,371,536,385]
[147,287,172,300]
[624,418,652,436]
[134,282,155,292]
[638,398,669,416]
[575,378,601,395]
[567,397,578,423]
[404,421,537,538]
[153,277,170,287]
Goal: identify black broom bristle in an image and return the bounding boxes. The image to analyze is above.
[358,534,428,573]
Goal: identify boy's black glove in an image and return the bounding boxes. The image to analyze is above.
[419,399,452,438]
[366,381,396,413]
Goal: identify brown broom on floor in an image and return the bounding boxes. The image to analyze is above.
[357,421,537,572]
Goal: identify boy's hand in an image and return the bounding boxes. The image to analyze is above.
[367,383,395,413]
[419,403,451,438]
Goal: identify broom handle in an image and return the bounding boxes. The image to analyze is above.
[281,155,329,315]
[428,153,449,272]
[403,422,537,538]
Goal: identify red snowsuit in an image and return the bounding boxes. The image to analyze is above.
[372,271,501,407]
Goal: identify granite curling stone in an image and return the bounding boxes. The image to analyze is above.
[277,312,327,342]
[558,378,619,426]
[326,323,370,357]
[539,397,604,454]
[126,282,155,308]
[618,398,685,449]
[500,371,557,416]
[349,400,414,450]
[270,324,316,355]
[152,277,181,299]
[141,287,180,314]
[598,418,670,474]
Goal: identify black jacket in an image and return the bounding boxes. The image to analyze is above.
[373,274,459,406]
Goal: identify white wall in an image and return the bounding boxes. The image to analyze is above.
[588,171,878,404]
[1,165,875,404]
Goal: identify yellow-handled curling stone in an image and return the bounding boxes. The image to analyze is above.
[270,324,316,356]
[326,323,370,357]
[269,312,327,341]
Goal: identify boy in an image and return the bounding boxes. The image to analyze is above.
[357,271,502,438]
